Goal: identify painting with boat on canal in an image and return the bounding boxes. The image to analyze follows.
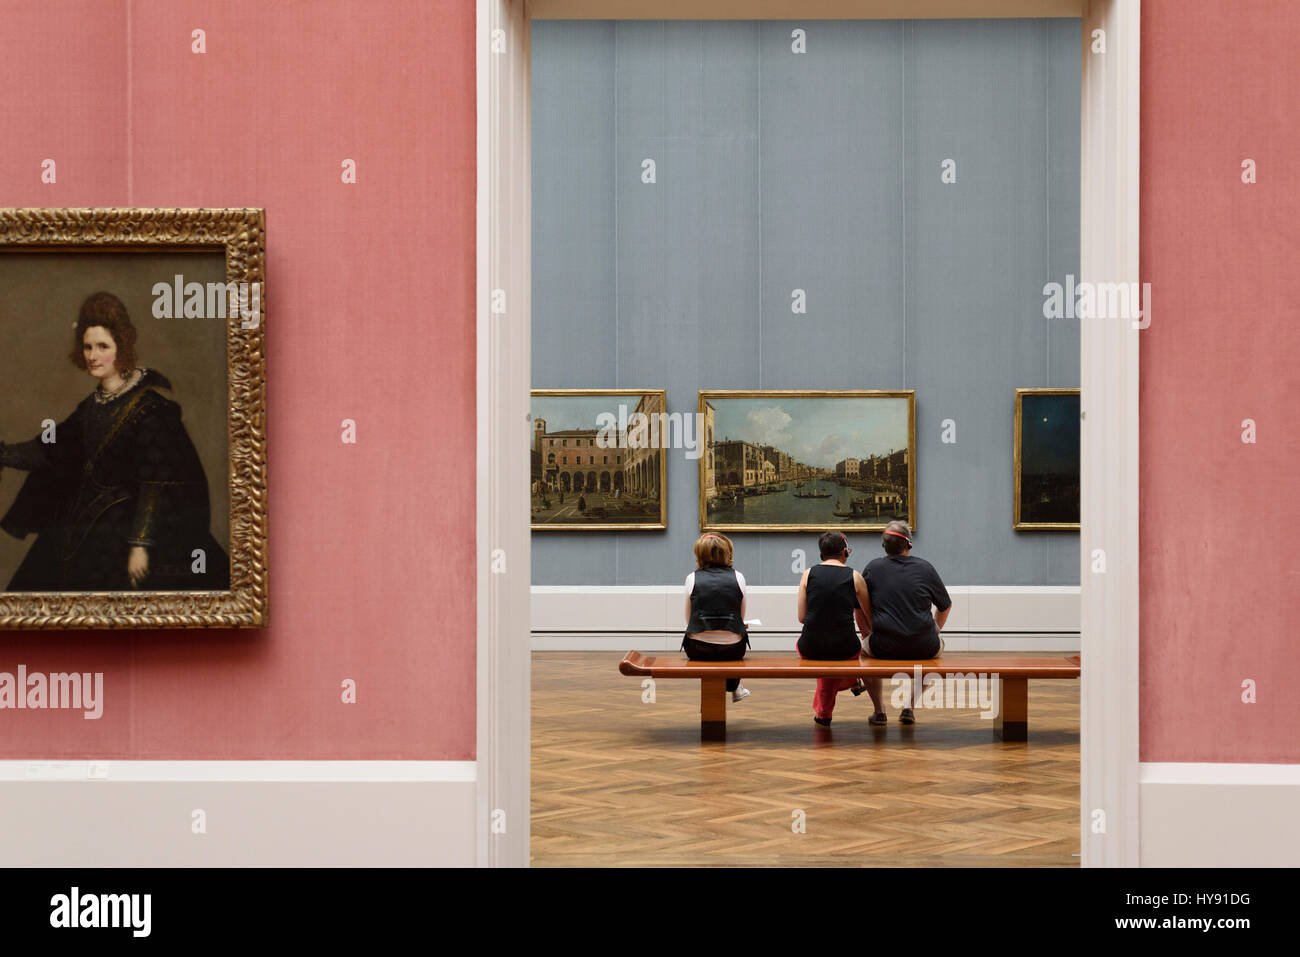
[698,391,916,532]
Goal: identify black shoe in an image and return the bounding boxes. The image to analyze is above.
[900,708,916,725]
[850,679,868,697]
[868,712,888,727]
[814,715,832,726]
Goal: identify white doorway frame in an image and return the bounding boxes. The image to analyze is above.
[477,0,1140,868]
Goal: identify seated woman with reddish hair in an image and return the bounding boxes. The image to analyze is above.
[682,532,751,703]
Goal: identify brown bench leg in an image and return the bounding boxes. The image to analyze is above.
[701,678,727,741]
[996,675,1028,741]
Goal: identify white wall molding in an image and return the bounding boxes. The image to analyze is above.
[478,0,532,869]
[0,763,476,866]
[535,633,1082,653]
[532,584,1080,651]
[1141,764,1300,867]
[1141,763,1300,786]
[0,760,476,782]
[1079,0,1141,868]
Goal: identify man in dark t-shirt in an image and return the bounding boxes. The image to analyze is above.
[864,537,951,659]
[853,520,952,724]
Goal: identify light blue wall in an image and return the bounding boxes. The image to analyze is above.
[531,18,1081,586]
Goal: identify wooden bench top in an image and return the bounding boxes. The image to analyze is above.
[619,651,1081,680]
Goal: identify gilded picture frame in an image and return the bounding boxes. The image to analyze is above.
[530,389,668,531]
[0,208,267,628]
[1014,387,1081,531]
[699,390,917,533]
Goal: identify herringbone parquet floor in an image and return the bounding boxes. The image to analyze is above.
[532,651,1080,867]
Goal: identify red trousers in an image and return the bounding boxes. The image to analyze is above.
[800,649,862,720]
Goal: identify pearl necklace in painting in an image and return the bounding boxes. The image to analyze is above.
[94,367,145,404]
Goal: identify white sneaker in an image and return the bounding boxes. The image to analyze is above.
[732,686,751,703]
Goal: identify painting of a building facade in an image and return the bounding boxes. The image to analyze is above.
[531,390,667,529]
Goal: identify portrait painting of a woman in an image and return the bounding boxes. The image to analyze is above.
[0,291,230,592]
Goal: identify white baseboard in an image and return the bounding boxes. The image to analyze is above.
[532,584,1080,652]
[1140,763,1300,867]
[0,761,477,867]
[532,632,1080,653]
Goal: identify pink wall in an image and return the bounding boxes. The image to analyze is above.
[0,0,477,759]
[1140,0,1300,762]
[10,0,1292,767]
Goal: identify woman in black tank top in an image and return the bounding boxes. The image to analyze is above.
[796,532,876,725]
[797,563,860,659]
[683,533,751,701]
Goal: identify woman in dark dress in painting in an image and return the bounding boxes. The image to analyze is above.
[0,292,229,592]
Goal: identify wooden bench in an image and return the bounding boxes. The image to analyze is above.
[619,651,1081,742]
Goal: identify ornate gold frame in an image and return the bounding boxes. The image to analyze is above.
[699,390,917,533]
[530,388,668,531]
[1013,387,1080,531]
[0,208,268,628]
